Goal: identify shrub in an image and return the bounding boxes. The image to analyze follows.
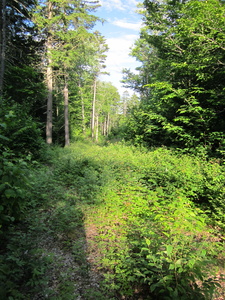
[0,151,30,232]
[0,220,52,299]
[0,100,45,159]
[80,143,224,299]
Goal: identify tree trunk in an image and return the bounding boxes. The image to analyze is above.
[123,101,127,116]
[0,0,6,96]
[81,97,86,134]
[106,112,110,136]
[103,117,106,136]
[46,1,53,144]
[79,81,86,134]
[64,81,70,146]
[46,57,53,144]
[91,76,97,139]
[95,114,98,142]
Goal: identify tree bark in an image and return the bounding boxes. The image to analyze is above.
[95,114,98,142]
[0,0,6,96]
[81,96,85,134]
[106,112,110,136]
[91,76,97,139]
[46,1,53,144]
[103,117,106,136]
[79,81,86,134]
[64,81,70,146]
[46,57,53,144]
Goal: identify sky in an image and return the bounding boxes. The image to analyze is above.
[92,0,143,96]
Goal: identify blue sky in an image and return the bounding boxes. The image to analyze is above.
[93,0,142,96]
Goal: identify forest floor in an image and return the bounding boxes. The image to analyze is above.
[33,216,107,300]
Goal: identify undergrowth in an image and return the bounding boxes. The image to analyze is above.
[0,141,224,299]
[66,142,225,299]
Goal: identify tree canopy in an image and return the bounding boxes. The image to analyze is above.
[122,0,225,156]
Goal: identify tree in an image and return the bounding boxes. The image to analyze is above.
[0,0,38,97]
[96,81,120,139]
[34,0,102,145]
[0,0,46,154]
[121,91,129,116]
[122,0,225,155]
[0,0,6,96]
[89,33,108,140]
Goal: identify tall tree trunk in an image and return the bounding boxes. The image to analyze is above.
[91,76,97,139]
[0,0,6,96]
[79,81,86,134]
[46,55,53,144]
[106,112,110,136]
[46,1,53,144]
[64,81,70,146]
[81,97,85,134]
[123,101,127,116]
[95,114,98,142]
[103,117,106,136]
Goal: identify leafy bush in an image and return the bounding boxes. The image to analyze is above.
[78,143,224,299]
[0,151,30,232]
[0,226,51,299]
[0,100,45,159]
[51,151,109,203]
[115,194,221,299]
[49,202,84,237]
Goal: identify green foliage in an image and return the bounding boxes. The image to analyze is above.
[51,149,110,203]
[121,0,225,156]
[76,142,224,299]
[2,141,225,299]
[96,81,121,135]
[33,0,108,145]
[0,147,87,299]
[0,100,45,159]
[4,65,46,121]
[0,151,30,231]
[49,202,83,237]
[120,195,221,300]
[0,99,45,229]
[0,226,51,299]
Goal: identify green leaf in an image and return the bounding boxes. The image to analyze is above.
[166,245,173,257]
[145,238,151,246]
[0,134,9,141]
[201,249,207,257]
[4,189,16,199]
[0,183,6,191]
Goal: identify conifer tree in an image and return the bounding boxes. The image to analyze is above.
[34,0,103,145]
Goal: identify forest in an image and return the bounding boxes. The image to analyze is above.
[0,0,225,299]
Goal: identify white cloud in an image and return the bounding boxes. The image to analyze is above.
[99,0,125,11]
[100,34,140,95]
[112,20,142,31]
[99,0,140,12]
[95,0,142,95]
[106,35,138,68]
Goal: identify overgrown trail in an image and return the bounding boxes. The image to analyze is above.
[1,142,225,299]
